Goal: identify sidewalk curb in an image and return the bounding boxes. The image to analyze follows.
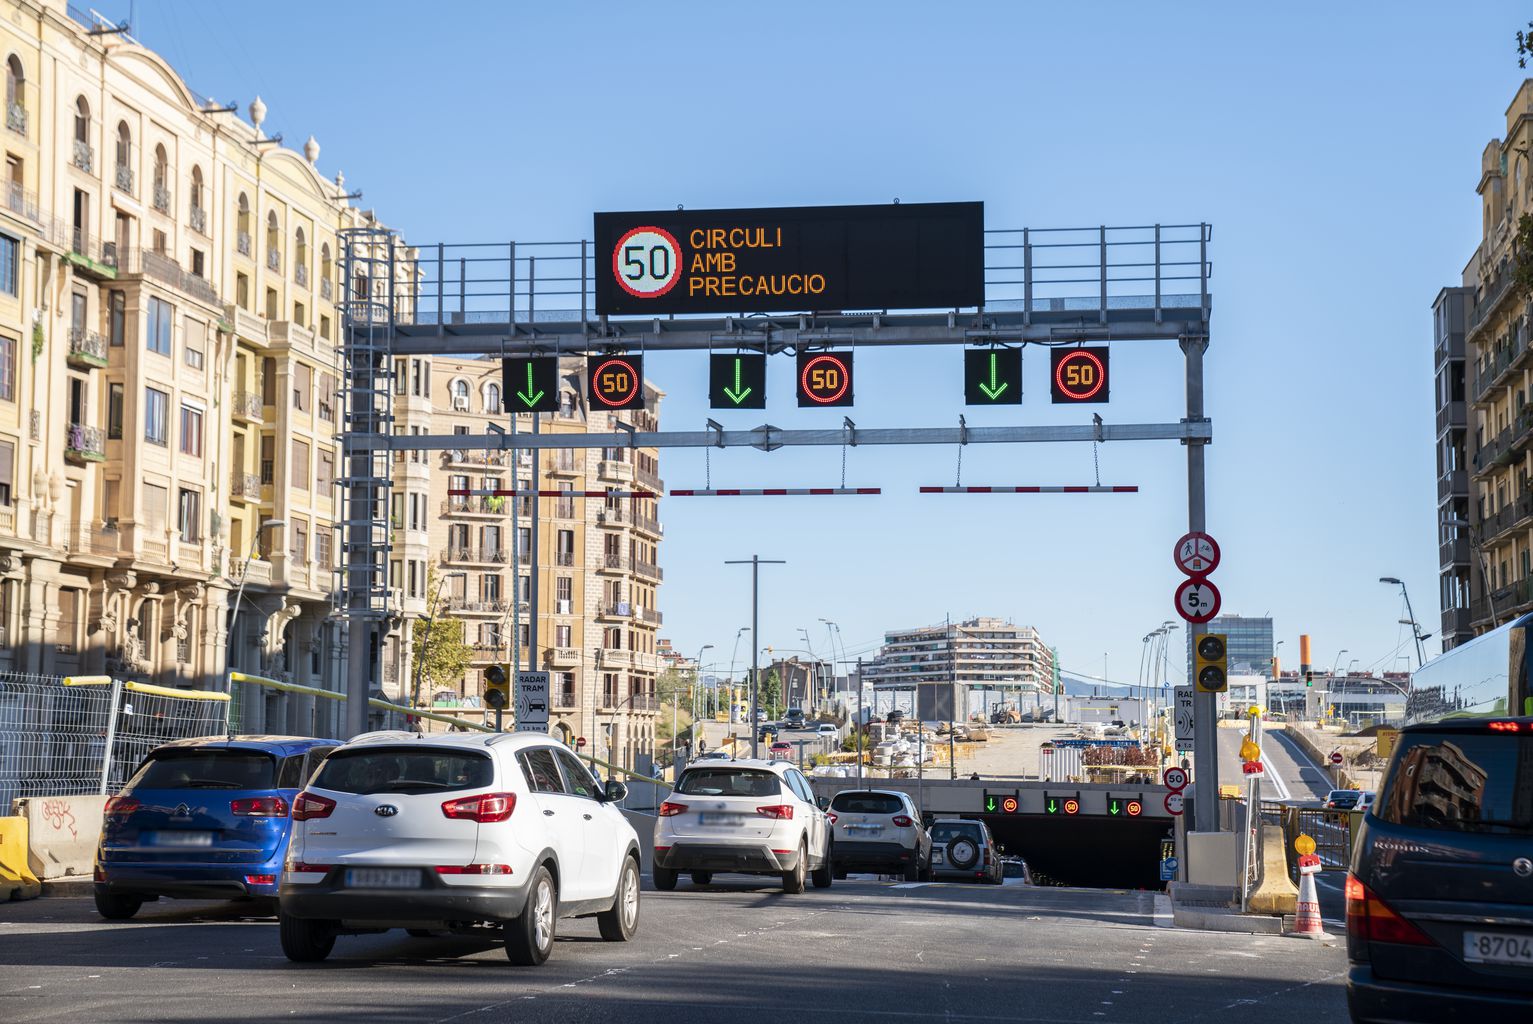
[1171,905,1285,934]
[40,878,95,897]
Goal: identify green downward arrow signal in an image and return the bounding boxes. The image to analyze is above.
[516,362,545,409]
[985,796,997,812]
[977,351,1008,401]
[1109,800,1121,816]
[1047,799,1058,814]
[722,357,752,405]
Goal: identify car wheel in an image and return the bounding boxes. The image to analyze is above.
[690,871,713,886]
[811,843,833,889]
[505,864,557,966]
[597,856,640,942]
[781,839,807,894]
[833,866,848,880]
[652,866,678,891]
[278,912,336,963]
[93,892,142,921]
[920,857,934,883]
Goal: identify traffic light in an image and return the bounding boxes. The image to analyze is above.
[1305,671,1314,687]
[483,664,511,711]
[984,791,1021,814]
[1195,633,1228,693]
[1107,796,1144,817]
[1044,792,1080,816]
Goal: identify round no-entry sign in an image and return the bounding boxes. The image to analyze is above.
[1163,766,1188,792]
[1174,577,1221,623]
[1164,792,1185,816]
[576,737,587,749]
[1329,751,1343,765]
[1174,532,1220,576]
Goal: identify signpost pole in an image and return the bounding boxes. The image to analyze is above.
[1184,334,1218,834]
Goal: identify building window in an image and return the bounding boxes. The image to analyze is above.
[317,448,334,491]
[179,404,203,457]
[0,438,12,505]
[0,334,13,402]
[72,95,88,145]
[108,290,125,345]
[5,55,24,131]
[260,434,274,484]
[264,287,277,320]
[184,318,204,370]
[177,488,200,543]
[319,314,330,341]
[315,529,332,568]
[144,387,168,444]
[189,165,205,231]
[293,363,311,412]
[262,357,276,405]
[291,439,310,489]
[152,144,168,208]
[0,233,16,296]
[146,297,172,355]
[107,383,122,438]
[114,121,130,189]
[318,372,334,421]
[485,382,501,414]
[291,519,308,564]
[236,272,249,310]
[189,247,205,279]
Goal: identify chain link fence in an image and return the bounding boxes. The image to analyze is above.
[0,674,229,807]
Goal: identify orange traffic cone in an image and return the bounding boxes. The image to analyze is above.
[1293,853,1326,939]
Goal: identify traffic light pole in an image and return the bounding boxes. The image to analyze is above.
[1184,334,1218,834]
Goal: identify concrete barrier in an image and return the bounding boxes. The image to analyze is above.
[620,808,657,876]
[13,795,105,881]
[0,815,40,900]
[1246,824,1299,916]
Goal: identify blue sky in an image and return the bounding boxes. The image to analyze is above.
[102,1,1524,682]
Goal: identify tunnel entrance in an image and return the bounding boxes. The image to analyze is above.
[979,814,1171,889]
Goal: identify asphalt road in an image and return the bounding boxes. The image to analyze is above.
[1215,726,1334,804]
[0,879,1348,1023]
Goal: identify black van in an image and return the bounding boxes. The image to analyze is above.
[1346,717,1533,1022]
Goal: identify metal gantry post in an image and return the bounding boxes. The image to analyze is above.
[726,555,784,759]
[1185,332,1217,833]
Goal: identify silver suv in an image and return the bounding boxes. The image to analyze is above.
[827,789,931,881]
[928,818,1003,884]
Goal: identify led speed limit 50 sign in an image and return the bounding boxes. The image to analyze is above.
[586,355,645,411]
[1050,347,1110,404]
[797,351,854,407]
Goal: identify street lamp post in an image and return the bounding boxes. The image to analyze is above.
[677,643,713,765]
[1380,577,1426,667]
[225,518,286,685]
[411,570,466,709]
[726,555,784,758]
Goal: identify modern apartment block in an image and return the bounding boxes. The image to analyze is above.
[866,617,1055,697]
[426,355,665,769]
[1459,78,1533,637]
[1434,285,1475,649]
[0,4,420,731]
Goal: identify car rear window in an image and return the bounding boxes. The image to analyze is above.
[310,747,494,795]
[675,768,782,797]
[930,822,982,844]
[1375,731,1532,836]
[831,792,904,814]
[128,749,276,790]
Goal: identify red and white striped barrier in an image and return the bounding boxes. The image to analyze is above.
[918,486,1139,494]
[669,488,882,497]
[445,489,659,499]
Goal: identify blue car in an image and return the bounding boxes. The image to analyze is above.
[93,736,339,920]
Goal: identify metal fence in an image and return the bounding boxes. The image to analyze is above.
[0,674,229,808]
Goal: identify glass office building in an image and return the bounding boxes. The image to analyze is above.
[1187,615,1274,678]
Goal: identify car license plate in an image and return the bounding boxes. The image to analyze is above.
[698,813,744,827]
[1464,931,1533,966]
[931,850,945,864]
[146,831,214,847]
[345,868,421,889]
[846,824,882,834]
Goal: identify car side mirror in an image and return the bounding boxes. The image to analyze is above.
[604,780,628,803]
[817,796,830,811]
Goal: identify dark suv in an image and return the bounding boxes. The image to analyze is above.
[1346,718,1533,1022]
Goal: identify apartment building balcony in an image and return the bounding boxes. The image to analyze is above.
[63,523,121,559]
[440,497,508,519]
[601,649,635,668]
[598,552,629,574]
[1440,537,1470,568]
[444,597,510,616]
[234,230,251,257]
[547,453,579,477]
[228,557,273,586]
[294,263,308,287]
[597,459,634,483]
[3,182,40,225]
[629,693,659,713]
[440,545,511,566]
[267,249,281,272]
[116,248,220,307]
[443,450,511,470]
[66,329,107,368]
[231,471,262,503]
[1437,469,1468,502]
[232,390,263,423]
[53,227,117,278]
[633,513,663,537]
[320,277,333,301]
[1435,400,1466,437]
[1473,426,1515,476]
[71,140,93,174]
[1441,607,1472,639]
[598,601,636,621]
[113,164,133,196]
[552,684,578,710]
[153,184,171,214]
[633,559,663,582]
[596,505,630,527]
[554,550,575,567]
[635,467,664,493]
[548,647,580,668]
[6,102,25,137]
[64,423,105,463]
[636,606,663,626]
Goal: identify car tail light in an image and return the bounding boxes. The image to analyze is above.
[756,804,794,820]
[103,796,139,817]
[93,865,105,882]
[292,792,336,821]
[243,874,276,886]
[658,801,688,817]
[1346,874,1432,947]
[441,792,516,823]
[288,862,333,874]
[435,864,513,875]
[231,796,288,817]
[826,812,838,824]
[891,815,914,827]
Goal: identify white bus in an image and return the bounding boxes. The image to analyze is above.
[1409,613,1533,723]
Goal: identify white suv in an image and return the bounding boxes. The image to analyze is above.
[827,789,931,881]
[278,731,642,966]
[654,759,832,893]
